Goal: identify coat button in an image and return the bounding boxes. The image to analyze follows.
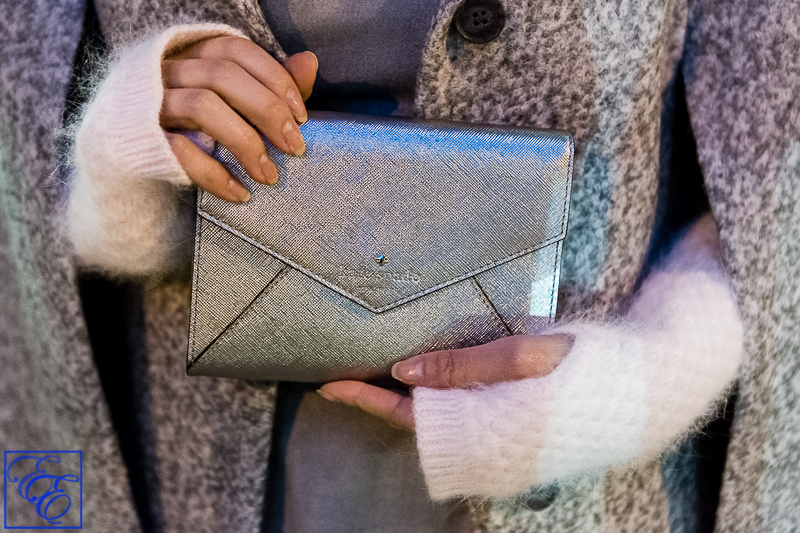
[520,483,560,511]
[455,0,506,44]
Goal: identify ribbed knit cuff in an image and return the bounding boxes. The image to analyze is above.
[413,388,479,500]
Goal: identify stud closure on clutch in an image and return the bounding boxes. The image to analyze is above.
[375,254,389,266]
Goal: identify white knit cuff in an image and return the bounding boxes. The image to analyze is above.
[412,388,482,500]
[413,269,743,501]
[413,323,643,500]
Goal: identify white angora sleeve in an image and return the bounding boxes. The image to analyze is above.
[66,23,246,276]
[412,215,743,500]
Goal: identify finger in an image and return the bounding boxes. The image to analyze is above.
[161,88,278,185]
[391,334,574,389]
[166,132,250,202]
[283,51,318,101]
[163,59,305,158]
[170,36,312,125]
[317,381,414,431]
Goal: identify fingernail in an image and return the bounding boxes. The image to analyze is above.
[317,389,341,403]
[306,51,318,71]
[228,179,251,202]
[260,153,278,184]
[392,359,423,385]
[286,88,307,124]
[282,120,306,156]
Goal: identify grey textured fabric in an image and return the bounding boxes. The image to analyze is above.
[0,0,797,532]
[0,1,140,531]
[681,2,800,531]
[280,388,476,533]
[262,0,438,116]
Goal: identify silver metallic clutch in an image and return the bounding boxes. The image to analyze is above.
[188,111,573,383]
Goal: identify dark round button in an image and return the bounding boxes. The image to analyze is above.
[455,0,507,44]
[521,483,560,511]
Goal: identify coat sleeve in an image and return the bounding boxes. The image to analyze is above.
[66,23,246,276]
[679,0,800,528]
[413,214,743,500]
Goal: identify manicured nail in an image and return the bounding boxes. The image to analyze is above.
[260,153,278,184]
[228,179,250,202]
[317,389,341,403]
[286,88,307,124]
[282,120,306,156]
[305,51,319,71]
[392,359,423,385]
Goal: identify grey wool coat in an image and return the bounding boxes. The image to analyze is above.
[1,0,799,531]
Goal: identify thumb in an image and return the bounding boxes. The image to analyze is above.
[391,334,573,390]
[284,51,318,101]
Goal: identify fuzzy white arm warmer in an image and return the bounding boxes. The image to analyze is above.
[67,24,246,275]
[413,217,743,500]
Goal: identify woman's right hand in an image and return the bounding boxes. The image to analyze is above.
[160,36,318,202]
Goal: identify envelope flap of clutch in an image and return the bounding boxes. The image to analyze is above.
[198,111,573,314]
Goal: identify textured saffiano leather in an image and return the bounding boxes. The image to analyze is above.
[188,111,573,383]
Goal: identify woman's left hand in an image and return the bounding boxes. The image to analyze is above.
[317,334,573,431]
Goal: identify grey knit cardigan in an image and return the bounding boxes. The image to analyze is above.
[1,0,798,531]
